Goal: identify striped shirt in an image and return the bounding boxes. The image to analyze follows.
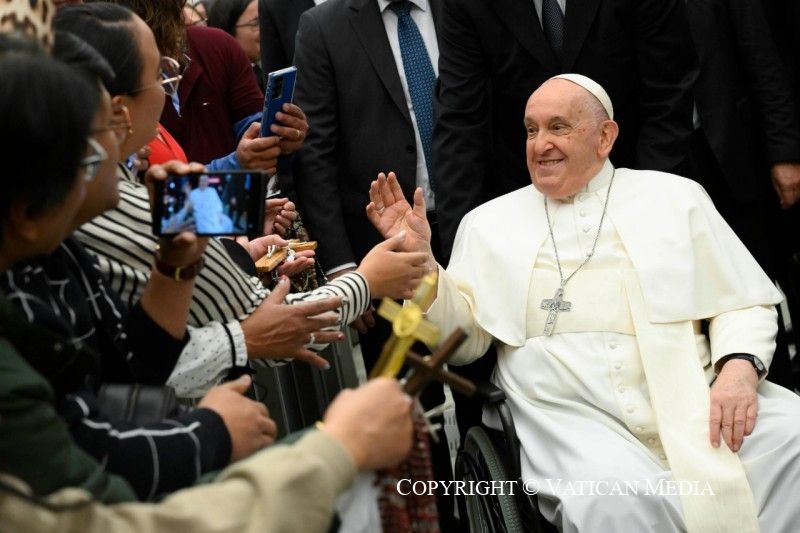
[74,167,371,398]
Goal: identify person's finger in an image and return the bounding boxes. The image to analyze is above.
[306,330,345,345]
[282,102,307,120]
[242,121,261,140]
[266,198,289,210]
[369,180,383,208]
[248,136,282,151]
[275,215,292,228]
[412,187,428,218]
[289,349,331,369]
[744,402,758,436]
[709,401,722,448]
[363,310,376,328]
[731,405,746,452]
[220,374,252,394]
[387,171,406,204]
[254,400,269,418]
[305,312,340,331]
[720,404,734,450]
[379,173,395,208]
[265,277,291,303]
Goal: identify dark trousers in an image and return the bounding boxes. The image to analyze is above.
[691,129,797,389]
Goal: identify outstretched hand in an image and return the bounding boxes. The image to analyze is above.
[366,172,432,254]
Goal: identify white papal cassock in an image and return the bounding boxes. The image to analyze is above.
[426,161,800,532]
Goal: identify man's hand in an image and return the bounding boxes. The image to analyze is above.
[366,172,432,255]
[357,232,429,300]
[771,162,800,209]
[264,198,298,236]
[709,359,759,452]
[236,122,282,174]
[198,375,277,463]
[322,377,413,471]
[269,103,309,155]
[240,277,345,368]
[350,306,376,334]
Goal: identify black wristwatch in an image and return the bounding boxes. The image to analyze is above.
[716,353,766,378]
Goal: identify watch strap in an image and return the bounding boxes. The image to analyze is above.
[154,255,205,281]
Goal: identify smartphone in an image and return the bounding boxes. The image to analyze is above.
[152,171,267,237]
[260,66,297,138]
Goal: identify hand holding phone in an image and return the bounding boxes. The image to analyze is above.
[152,170,267,237]
[261,66,297,138]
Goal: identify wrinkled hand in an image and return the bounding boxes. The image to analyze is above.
[322,377,413,471]
[709,359,759,452]
[366,172,432,256]
[357,232,428,300]
[771,163,800,209]
[199,375,277,462]
[269,103,309,155]
[277,250,315,277]
[145,161,209,266]
[350,306,376,334]
[264,198,297,236]
[240,277,345,368]
[237,122,281,174]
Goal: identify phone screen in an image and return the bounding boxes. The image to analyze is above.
[152,171,266,236]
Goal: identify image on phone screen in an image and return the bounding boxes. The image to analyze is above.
[153,171,266,236]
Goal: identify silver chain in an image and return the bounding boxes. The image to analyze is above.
[544,169,616,288]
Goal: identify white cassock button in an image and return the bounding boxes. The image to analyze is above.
[579,209,587,217]
[578,194,587,202]
[614,362,623,370]
[647,437,656,445]
[617,385,625,393]
[582,224,591,233]
[659,453,667,461]
[636,426,645,433]
[626,405,635,414]
[609,342,618,350]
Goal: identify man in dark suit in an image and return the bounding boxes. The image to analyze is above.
[292,1,458,528]
[258,0,315,74]
[432,0,698,259]
[687,0,800,390]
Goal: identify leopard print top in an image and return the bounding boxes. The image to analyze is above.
[0,0,55,50]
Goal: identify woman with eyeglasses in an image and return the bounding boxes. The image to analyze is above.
[2,16,285,502]
[208,0,264,92]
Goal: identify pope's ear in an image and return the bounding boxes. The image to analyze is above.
[597,120,619,158]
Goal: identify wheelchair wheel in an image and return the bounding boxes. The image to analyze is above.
[457,426,524,533]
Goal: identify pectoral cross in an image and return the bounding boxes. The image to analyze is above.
[540,286,572,336]
[370,272,440,379]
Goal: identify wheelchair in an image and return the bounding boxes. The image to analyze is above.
[455,380,558,533]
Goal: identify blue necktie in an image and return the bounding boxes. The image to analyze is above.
[542,0,564,56]
[389,1,436,191]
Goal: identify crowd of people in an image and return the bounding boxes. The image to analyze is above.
[1,0,799,531]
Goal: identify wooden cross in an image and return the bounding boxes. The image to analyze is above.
[402,328,475,397]
[540,286,572,336]
[255,240,317,272]
[370,272,440,379]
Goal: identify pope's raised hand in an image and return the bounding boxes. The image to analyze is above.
[366,172,431,254]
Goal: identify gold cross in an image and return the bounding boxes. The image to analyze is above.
[369,271,440,379]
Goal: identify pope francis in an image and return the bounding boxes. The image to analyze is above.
[366,74,800,532]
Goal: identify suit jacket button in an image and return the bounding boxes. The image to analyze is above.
[405,145,415,153]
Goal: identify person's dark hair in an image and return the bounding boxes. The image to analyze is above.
[53,31,117,93]
[207,0,251,37]
[0,51,98,227]
[104,0,185,64]
[54,2,141,96]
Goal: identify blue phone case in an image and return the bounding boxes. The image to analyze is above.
[260,66,298,137]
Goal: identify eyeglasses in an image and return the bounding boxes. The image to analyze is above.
[234,18,259,31]
[129,56,183,97]
[79,138,108,182]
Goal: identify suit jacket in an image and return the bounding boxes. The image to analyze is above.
[432,0,698,257]
[259,0,315,73]
[688,0,800,202]
[293,0,442,270]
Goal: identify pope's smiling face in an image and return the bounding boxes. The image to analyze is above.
[524,79,617,199]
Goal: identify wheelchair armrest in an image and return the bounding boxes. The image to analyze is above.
[474,379,507,404]
[472,379,523,481]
